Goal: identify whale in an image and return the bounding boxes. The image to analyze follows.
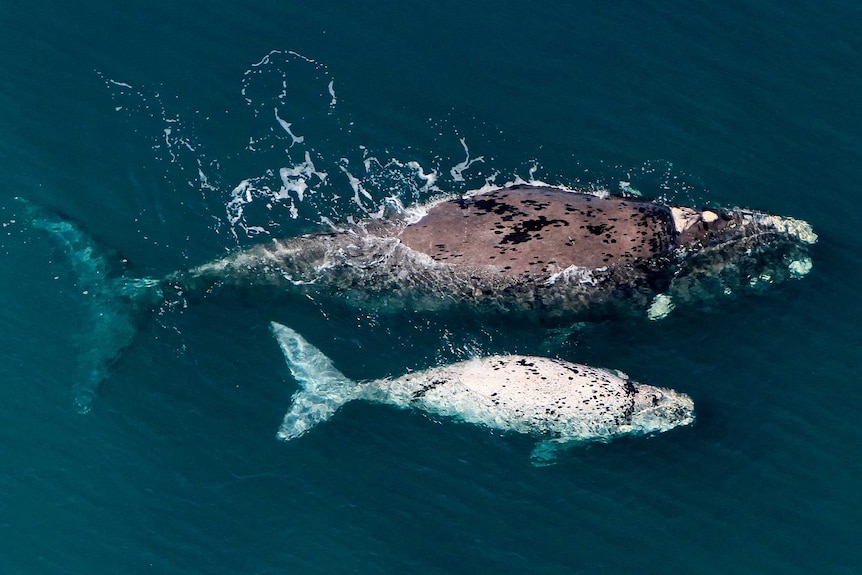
[269,322,695,465]
[169,184,817,320]
[20,183,816,411]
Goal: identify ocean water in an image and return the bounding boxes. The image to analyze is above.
[1,1,861,573]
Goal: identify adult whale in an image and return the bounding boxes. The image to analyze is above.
[172,184,817,319]
[269,322,695,465]
[21,184,816,410]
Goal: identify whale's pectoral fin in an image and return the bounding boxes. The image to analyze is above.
[530,438,570,467]
[270,322,360,440]
[647,293,675,321]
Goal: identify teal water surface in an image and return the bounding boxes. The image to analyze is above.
[1,1,860,573]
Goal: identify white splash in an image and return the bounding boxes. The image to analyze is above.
[279,152,327,202]
[450,137,484,182]
[107,79,134,89]
[339,162,373,213]
[544,265,604,286]
[274,108,305,147]
[327,80,336,108]
[226,151,329,234]
[464,178,590,200]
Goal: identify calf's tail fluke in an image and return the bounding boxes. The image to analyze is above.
[18,198,163,413]
[270,322,360,440]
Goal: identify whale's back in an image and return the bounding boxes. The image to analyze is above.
[387,355,639,438]
[397,186,676,276]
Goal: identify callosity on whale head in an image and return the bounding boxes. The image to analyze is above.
[648,201,817,318]
[628,384,695,435]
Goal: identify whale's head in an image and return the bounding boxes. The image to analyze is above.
[671,205,817,252]
[648,205,817,318]
[628,384,695,435]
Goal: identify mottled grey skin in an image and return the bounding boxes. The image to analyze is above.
[168,185,816,320]
[270,322,695,464]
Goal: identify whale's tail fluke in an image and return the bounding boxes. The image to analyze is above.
[270,322,360,440]
[19,198,163,413]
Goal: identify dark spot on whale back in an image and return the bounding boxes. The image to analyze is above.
[411,379,445,400]
[586,223,611,235]
[398,186,676,276]
[500,215,569,245]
